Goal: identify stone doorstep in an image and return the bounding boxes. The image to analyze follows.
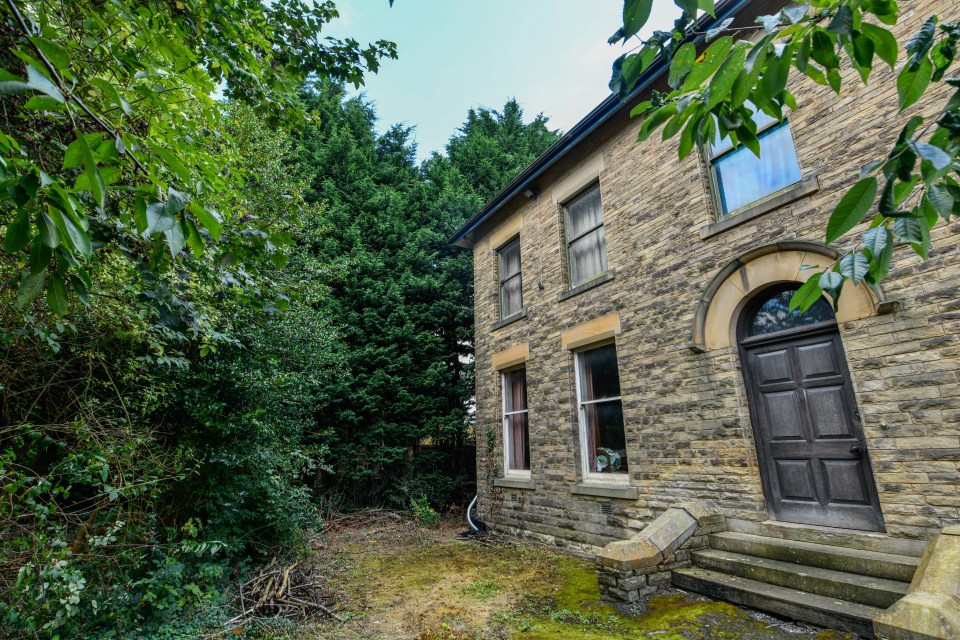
[725,518,931,558]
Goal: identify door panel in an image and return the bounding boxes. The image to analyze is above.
[741,325,885,532]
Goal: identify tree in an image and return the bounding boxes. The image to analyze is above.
[294,90,559,506]
[0,0,395,324]
[609,0,959,311]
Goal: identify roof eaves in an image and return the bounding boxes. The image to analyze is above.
[448,0,752,248]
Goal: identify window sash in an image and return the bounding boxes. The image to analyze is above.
[709,120,802,217]
[574,345,628,477]
[502,368,530,473]
[498,239,523,319]
[567,226,607,287]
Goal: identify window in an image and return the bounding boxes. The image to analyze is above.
[708,108,802,218]
[563,184,608,287]
[574,343,628,477]
[502,367,530,474]
[745,286,835,337]
[498,237,522,320]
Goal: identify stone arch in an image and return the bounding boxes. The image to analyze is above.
[691,241,893,351]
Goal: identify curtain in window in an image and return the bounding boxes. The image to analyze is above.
[581,354,599,472]
[714,123,802,215]
[569,227,607,286]
[506,370,529,471]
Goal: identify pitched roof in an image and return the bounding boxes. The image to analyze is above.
[449,0,753,248]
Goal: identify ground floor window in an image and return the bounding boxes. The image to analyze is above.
[502,367,530,473]
[574,343,628,476]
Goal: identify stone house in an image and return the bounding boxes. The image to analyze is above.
[451,0,960,637]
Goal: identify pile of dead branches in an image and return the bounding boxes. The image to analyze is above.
[228,558,342,627]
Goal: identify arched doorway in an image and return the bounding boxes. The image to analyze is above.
[737,285,885,532]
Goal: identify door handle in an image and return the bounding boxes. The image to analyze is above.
[849,444,863,455]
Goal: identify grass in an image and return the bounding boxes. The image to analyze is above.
[301,516,855,640]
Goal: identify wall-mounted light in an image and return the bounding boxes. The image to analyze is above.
[523,186,540,199]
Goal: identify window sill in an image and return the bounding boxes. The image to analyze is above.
[491,309,527,331]
[494,476,535,490]
[571,482,638,500]
[699,175,820,240]
[557,270,616,302]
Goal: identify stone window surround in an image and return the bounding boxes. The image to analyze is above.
[560,312,632,489]
[496,235,523,322]
[698,175,820,240]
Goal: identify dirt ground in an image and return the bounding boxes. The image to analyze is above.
[296,513,855,640]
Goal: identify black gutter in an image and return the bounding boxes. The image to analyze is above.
[449,0,752,247]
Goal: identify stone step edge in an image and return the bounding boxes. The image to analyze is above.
[672,566,882,639]
[725,518,929,558]
[709,531,920,578]
[690,547,908,608]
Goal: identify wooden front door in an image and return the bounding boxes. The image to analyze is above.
[738,290,884,532]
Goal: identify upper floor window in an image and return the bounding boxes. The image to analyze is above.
[563,184,608,287]
[498,237,522,320]
[708,109,802,218]
[502,367,530,474]
[574,342,628,478]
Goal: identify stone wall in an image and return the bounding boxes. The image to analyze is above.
[472,0,960,552]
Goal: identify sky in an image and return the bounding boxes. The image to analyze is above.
[326,1,680,161]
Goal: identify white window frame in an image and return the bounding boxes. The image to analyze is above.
[562,183,608,288]
[497,236,523,320]
[501,366,530,478]
[573,341,628,484]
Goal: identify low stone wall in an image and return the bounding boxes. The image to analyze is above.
[596,501,726,604]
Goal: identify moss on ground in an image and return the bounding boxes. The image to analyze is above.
[303,519,854,640]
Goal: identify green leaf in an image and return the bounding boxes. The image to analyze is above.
[862,226,889,257]
[839,252,870,285]
[89,77,130,115]
[0,69,29,95]
[893,216,923,243]
[736,124,761,157]
[819,270,843,300]
[76,134,105,208]
[789,273,823,312]
[17,271,45,307]
[926,184,955,221]
[24,96,63,111]
[905,17,937,71]
[825,5,853,36]
[145,202,175,235]
[909,141,952,176]
[59,210,92,260]
[164,220,186,257]
[46,275,69,316]
[69,275,90,307]
[27,37,71,71]
[669,43,697,90]
[826,177,877,244]
[674,0,698,16]
[782,4,809,24]
[39,211,60,248]
[759,45,791,100]
[897,54,932,112]
[706,17,734,41]
[851,31,875,79]
[682,36,733,91]
[4,209,32,252]
[811,29,839,69]
[152,146,191,182]
[623,0,654,39]
[860,23,897,68]
[868,230,894,282]
[706,42,748,109]
[25,64,63,103]
[185,219,205,258]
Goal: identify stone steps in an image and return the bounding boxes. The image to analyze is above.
[672,566,883,639]
[690,548,908,609]
[725,518,929,557]
[708,531,920,582]
[670,526,922,638]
